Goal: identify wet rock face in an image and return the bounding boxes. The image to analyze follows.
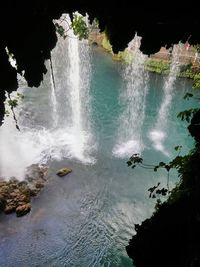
[0,164,48,217]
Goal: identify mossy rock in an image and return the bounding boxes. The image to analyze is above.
[56,168,72,177]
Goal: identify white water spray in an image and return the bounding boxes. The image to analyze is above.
[148,43,183,156]
[113,34,149,158]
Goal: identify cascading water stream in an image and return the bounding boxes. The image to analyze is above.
[61,14,94,161]
[148,43,183,156]
[0,13,95,180]
[113,34,149,158]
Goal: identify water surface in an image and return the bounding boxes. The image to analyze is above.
[0,45,199,267]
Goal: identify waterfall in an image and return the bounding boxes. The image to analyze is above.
[148,43,183,156]
[0,13,95,180]
[55,13,94,161]
[113,34,149,158]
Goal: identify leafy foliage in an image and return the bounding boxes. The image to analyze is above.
[54,14,89,40]
[127,154,143,169]
[127,145,187,201]
[148,183,168,198]
[72,14,89,40]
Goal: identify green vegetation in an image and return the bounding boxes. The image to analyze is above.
[6,93,24,109]
[193,73,200,88]
[145,59,197,78]
[55,13,89,40]
[113,49,134,63]
[145,58,170,74]
[71,14,89,40]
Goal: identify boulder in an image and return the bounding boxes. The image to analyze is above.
[56,168,72,177]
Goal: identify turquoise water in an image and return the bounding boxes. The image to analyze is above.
[0,46,199,267]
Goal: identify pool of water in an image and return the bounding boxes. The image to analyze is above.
[0,46,199,267]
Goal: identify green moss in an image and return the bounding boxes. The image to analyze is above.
[101,33,112,52]
[72,14,89,40]
[145,58,170,74]
[115,49,133,63]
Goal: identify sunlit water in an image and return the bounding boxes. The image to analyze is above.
[0,45,199,267]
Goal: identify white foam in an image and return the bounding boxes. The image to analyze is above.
[148,130,170,156]
[113,140,143,158]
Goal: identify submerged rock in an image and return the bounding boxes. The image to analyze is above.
[56,168,72,177]
[0,164,48,217]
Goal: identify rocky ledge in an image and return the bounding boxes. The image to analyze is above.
[0,164,48,217]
